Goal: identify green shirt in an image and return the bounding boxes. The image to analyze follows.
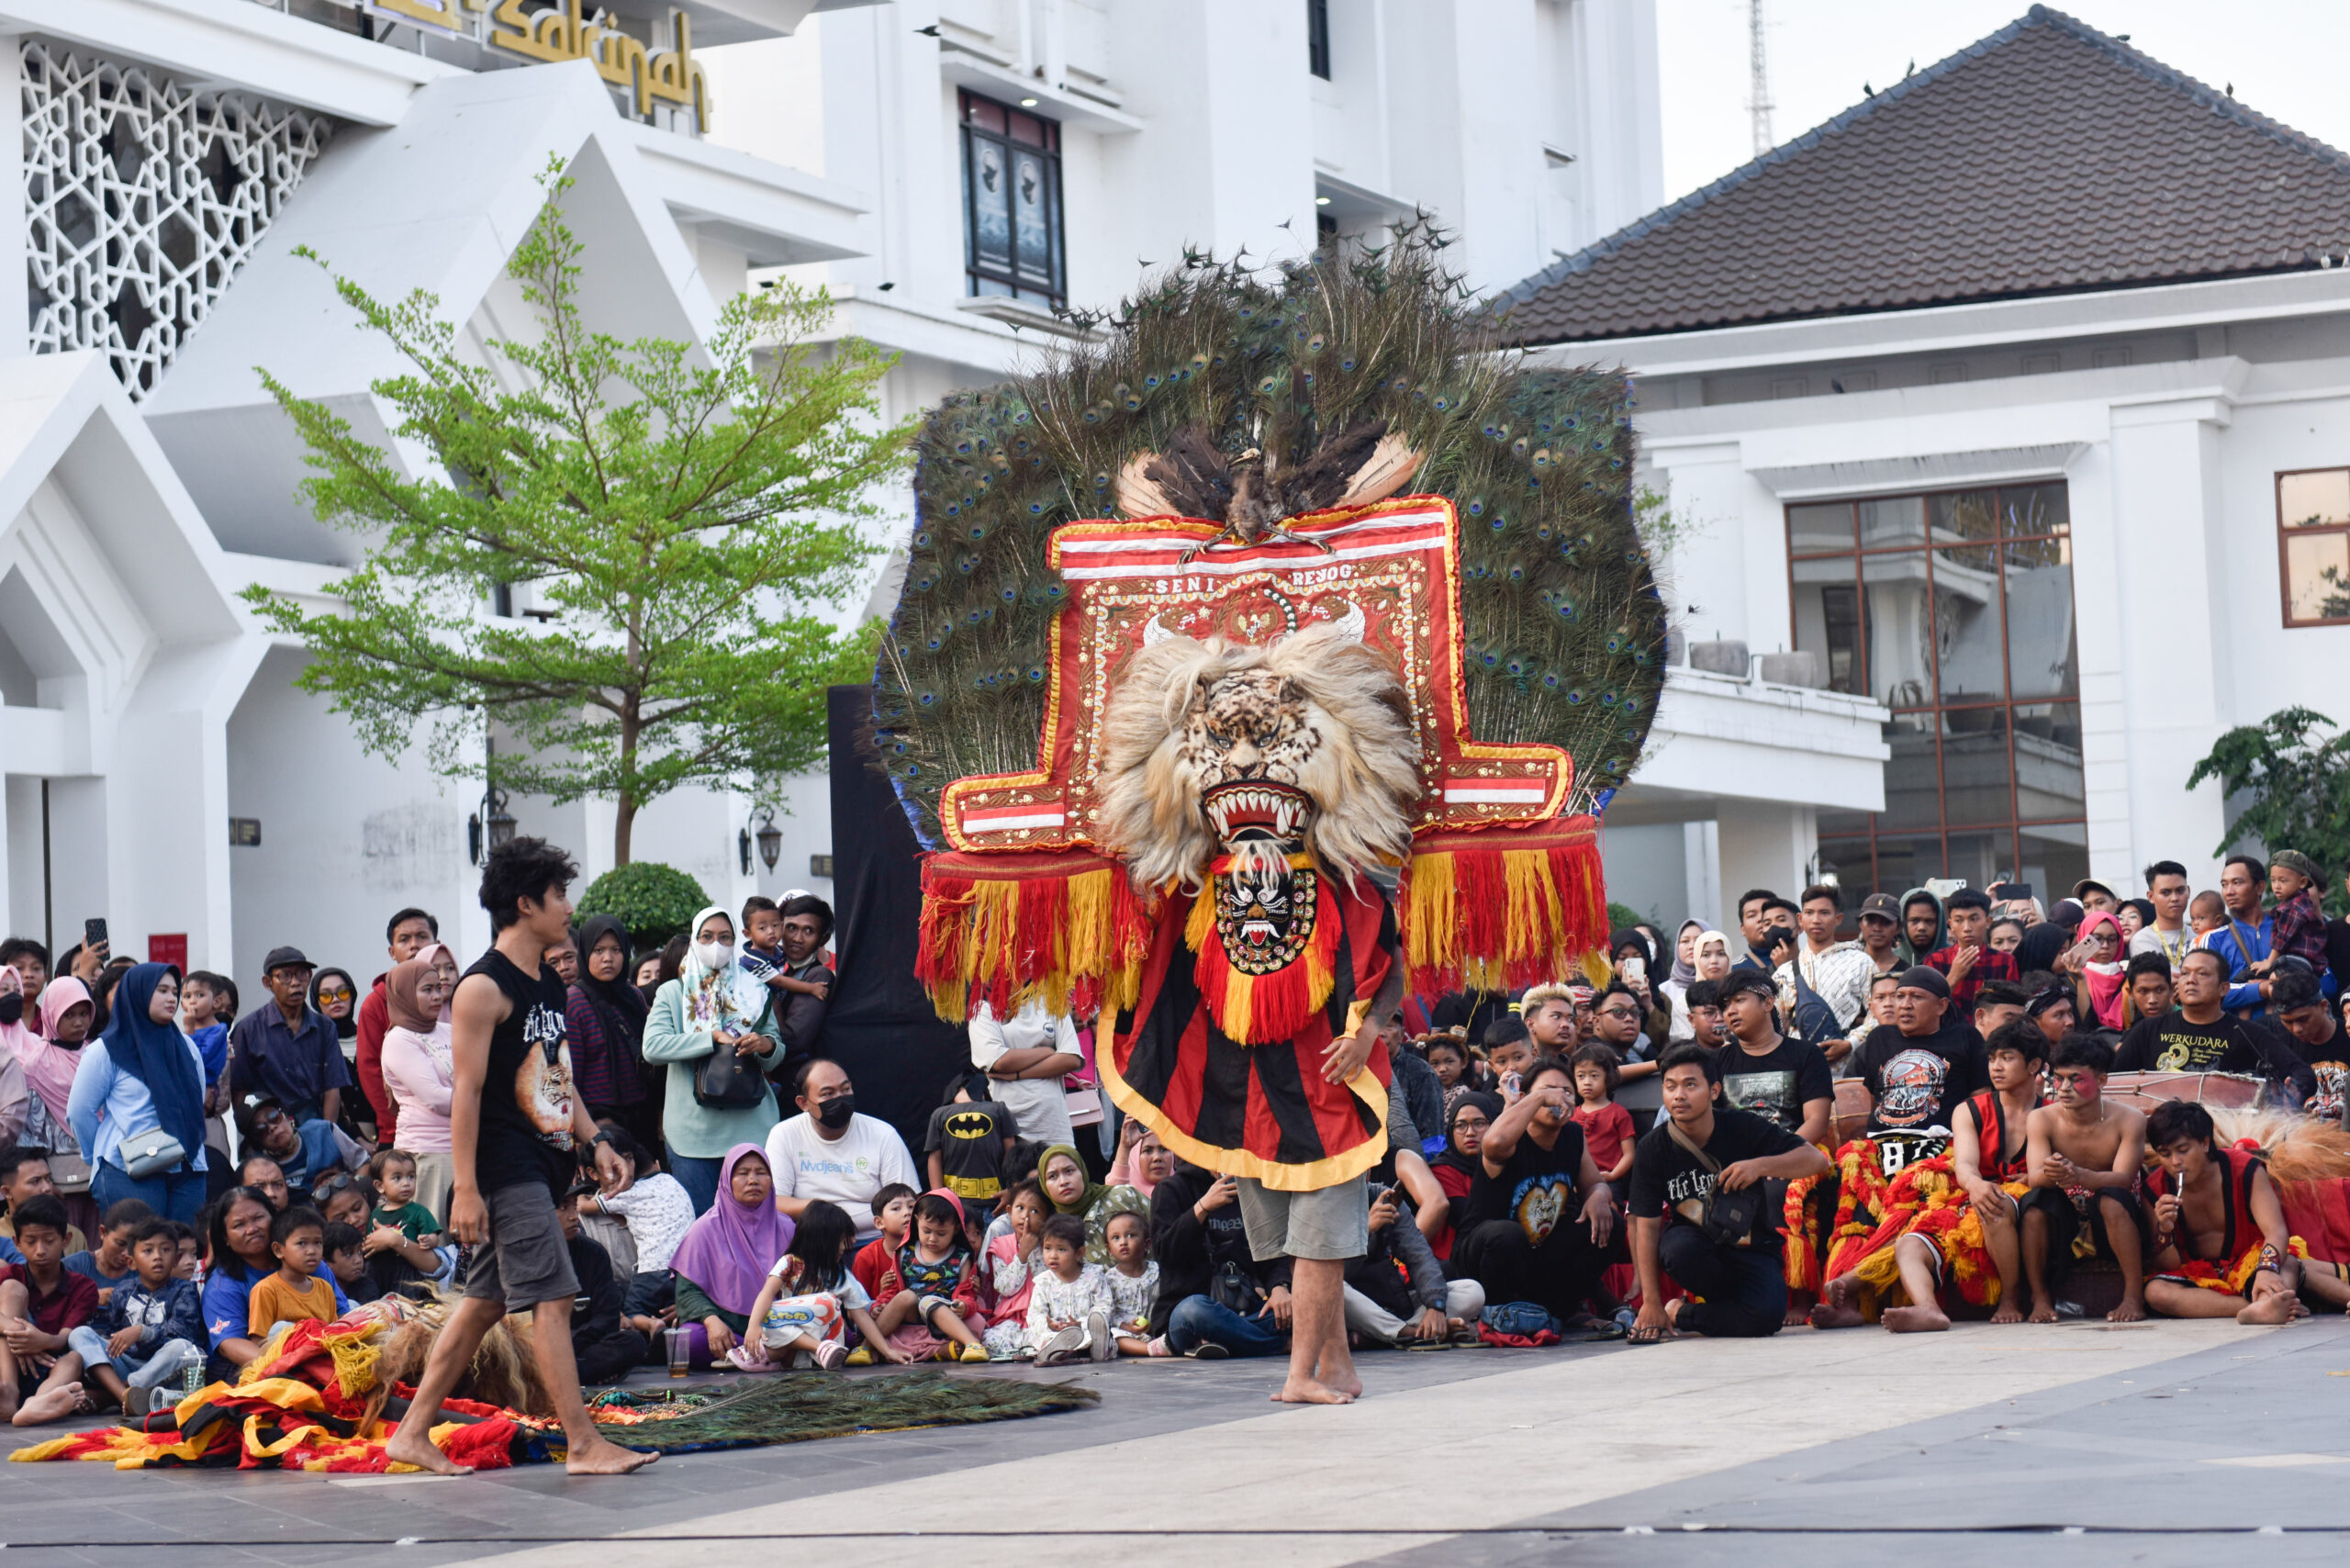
[640,977,785,1159]
[373,1202,439,1241]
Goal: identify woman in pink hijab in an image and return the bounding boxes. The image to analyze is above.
[377,944,459,1220]
[19,977,93,1150]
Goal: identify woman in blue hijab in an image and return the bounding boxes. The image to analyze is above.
[66,963,209,1222]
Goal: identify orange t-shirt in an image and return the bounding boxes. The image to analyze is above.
[246,1272,345,1336]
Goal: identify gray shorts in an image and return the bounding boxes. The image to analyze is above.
[1238,1175,1369,1262]
[462,1182,578,1310]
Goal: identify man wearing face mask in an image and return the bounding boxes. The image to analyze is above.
[762,1058,918,1244]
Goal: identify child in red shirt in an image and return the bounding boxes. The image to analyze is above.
[1569,1044,1635,1186]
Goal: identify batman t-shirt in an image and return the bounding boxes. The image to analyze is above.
[924,1099,1010,1202]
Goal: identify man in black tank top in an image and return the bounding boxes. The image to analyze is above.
[384,839,657,1477]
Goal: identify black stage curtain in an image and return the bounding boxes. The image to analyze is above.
[822,684,969,1159]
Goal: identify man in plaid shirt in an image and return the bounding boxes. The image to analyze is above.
[1926,889,2018,1013]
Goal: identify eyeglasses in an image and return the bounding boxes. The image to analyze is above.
[317,985,355,1003]
[314,1174,357,1196]
[1598,1006,1640,1021]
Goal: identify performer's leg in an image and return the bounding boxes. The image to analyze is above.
[2143,1276,2242,1318]
[529,1292,657,1473]
[2019,1190,2065,1324]
[1880,1236,1951,1333]
[1281,1256,1355,1404]
[2094,1191,2147,1324]
[1980,1193,2025,1324]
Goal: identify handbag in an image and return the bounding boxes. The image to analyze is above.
[1208,1259,1268,1316]
[45,1150,92,1195]
[1664,1118,1780,1248]
[694,1041,769,1109]
[118,1127,189,1181]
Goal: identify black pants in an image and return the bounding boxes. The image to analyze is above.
[1455,1217,1606,1321]
[574,1326,650,1385]
[1660,1224,1785,1338]
[2020,1186,2145,1284]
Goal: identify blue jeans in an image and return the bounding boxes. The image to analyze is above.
[92,1161,208,1226]
[65,1327,203,1389]
[670,1154,722,1215]
[1165,1294,1288,1357]
[1659,1224,1786,1338]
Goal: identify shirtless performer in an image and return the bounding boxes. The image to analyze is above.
[1810,1020,2044,1331]
[2143,1101,2350,1324]
[2020,1035,2147,1324]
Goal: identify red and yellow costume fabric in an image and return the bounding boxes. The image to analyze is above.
[1846,1091,2037,1311]
[2147,1145,2311,1298]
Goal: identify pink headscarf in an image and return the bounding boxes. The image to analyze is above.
[667,1145,797,1316]
[20,976,91,1125]
[2078,911,2128,1031]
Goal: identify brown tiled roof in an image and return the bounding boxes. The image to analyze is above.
[1498,6,2350,345]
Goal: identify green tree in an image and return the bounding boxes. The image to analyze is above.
[2187,706,2350,916]
[245,165,911,863]
[575,861,709,948]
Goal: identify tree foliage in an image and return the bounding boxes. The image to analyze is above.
[575,860,710,948]
[245,163,912,862]
[2187,706,2350,915]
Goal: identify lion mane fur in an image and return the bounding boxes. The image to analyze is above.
[1096,622,1420,894]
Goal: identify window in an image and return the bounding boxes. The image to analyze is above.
[960,90,1065,308]
[1307,0,1331,79]
[2277,466,2350,627]
[1786,482,2085,902]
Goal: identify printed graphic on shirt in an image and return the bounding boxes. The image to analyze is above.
[1873,1048,1951,1129]
[2150,1028,2225,1072]
[1722,1069,1797,1130]
[942,1109,996,1142]
[1509,1172,1572,1245]
[2309,1060,2349,1123]
[515,1002,576,1147]
[1662,1167,1715,1208]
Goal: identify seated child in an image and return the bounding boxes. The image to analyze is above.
[738,1200,902,1372]
[1100,1208,1163,1357]
[1023,1214,1110,1367]
[848,1185,924,1353]
[360,1151,449,1294]
[65,1217,204,1415]
[0,1195,100,1425]
[857,1191,988,1364]
[578,1123,693,1317]
[976,1180,1047,1360]
[245,1207,352,1340]
[323,1222,381,1305]
[169,1223,202,1285]
[926,1072,1012,1205]
[63,1199,155,1308]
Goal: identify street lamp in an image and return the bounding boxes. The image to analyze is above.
[738,806,782,875]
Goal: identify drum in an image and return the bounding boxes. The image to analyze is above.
[1831,1078,1874,1146]
[2100,1070,2267,1113]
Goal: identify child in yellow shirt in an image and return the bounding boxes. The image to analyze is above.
[245,1207,352,1338]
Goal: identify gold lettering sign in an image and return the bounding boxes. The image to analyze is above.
[488,0,711,129]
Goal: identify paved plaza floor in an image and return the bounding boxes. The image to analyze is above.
[3,1315,2348,1566]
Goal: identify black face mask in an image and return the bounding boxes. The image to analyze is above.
[0,993,20,1026]
[815,1093,856,1130]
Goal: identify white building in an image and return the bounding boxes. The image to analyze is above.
[1501,6,2350,925]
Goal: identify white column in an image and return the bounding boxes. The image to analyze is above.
[1715,800,1814,958]
[2105,395,2235,890]
[0,42,26,354]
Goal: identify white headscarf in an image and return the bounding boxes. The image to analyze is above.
[1693,930,1734,981]
[680,904,764,1033]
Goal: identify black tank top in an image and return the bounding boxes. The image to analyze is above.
[464,946,577,1193]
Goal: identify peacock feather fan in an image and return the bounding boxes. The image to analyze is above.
[869,222,1666,848]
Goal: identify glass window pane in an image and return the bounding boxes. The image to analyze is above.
[1881,720,1942,830]
[2013,702,2085,823]
[2284,530,2350,623]
[2018,823,2088,913]
[1931,545,2003,704]
[1999,483,2069,537]
[1861,552,1931,708]
[965,95,1005,131]
[1814,835,1882,896]
[1867,834,1946,895]
[1013,150,1052,282]
[1928,490,1997,543]
[1791,557,1865,695]
[968,135,1012,272]
[1858,495,1925,548]
[1788,502,1854,554]
[2002,532,2077,697]
[1818,808,1873,838]
[1942,827,2012,894]
[1940,709,2013,825]
[2280,469,2350,528]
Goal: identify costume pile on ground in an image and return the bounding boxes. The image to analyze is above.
[868,227,1666,1190]
[11,1298,1095,1471]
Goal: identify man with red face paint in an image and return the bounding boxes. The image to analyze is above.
[2019,1035,2148,1325]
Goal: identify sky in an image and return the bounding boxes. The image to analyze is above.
[1657,0,2350,204]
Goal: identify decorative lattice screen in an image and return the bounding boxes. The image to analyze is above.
[23,42,330,399]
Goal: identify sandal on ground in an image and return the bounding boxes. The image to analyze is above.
[725,1344,781,1373]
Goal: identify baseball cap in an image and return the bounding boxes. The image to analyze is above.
[2072,878,2116,904]
[1859,892,1898,922]
[262,945,313,975]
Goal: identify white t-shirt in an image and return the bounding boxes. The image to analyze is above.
[763,1112,919,1235]
[599,1171,695,1272]
[968,1000,1080,1146]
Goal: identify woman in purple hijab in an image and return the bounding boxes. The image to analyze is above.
[668,1144,795,1360]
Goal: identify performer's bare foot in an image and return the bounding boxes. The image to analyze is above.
[1882,1303,1951,1334]
[1272,1375,1354,1405]
[383,1429,473,1475]
[2026,1294,2058,1325]
[2237,1293,2298,1327]
[1988,1297,2024,1325]
[1317,1368,1362,1399]
[2107,1294,2146,1324]
[1807,1276,1864,1330]
[11,1382,81,1426]
[1784,1287,1815,1328]
[565,1435,659,1474]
